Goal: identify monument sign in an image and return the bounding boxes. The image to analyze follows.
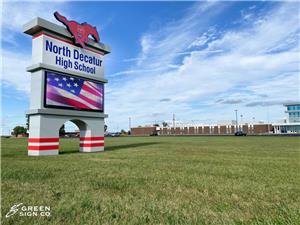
[23,12,110,156]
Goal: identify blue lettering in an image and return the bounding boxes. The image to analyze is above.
[46,40,71,57]
[56,56,72,69]
[74,61,95,74]
[45,40,52,52]
[73,50,79,59]
[74,61,78,70]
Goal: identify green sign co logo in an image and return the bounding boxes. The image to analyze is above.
[5,203,51,218]
[5,203,23,218]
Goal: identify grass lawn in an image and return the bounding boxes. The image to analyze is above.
[1,136,300,225]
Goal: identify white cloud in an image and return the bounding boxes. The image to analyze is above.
[131,1,224,71]
[1,2,68,92]
[1,1,68,45]
[1,50,31,93]
[1,2,299,131]
[0,1,70,134]
[188,27,217,49]
[106,2,300,131]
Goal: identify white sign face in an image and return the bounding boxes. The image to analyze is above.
[32,33,104,78]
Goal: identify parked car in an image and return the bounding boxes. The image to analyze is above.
[111,132,121,137]
[105,132,121,137]
[235,131,247,136]
[104,132,112,137]
[150,132,158,136]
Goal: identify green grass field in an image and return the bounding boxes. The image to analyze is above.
[1,136,300,225]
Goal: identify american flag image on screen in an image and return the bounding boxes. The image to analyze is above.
[45,71,103,111]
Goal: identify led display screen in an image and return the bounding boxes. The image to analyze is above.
[45,71,104,112]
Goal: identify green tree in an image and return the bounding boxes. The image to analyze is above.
[26,116,29,131]
[162,122,168,127]
[59,125,65,136]
[13,126,27,137]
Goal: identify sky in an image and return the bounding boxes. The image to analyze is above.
[1,1,300,133]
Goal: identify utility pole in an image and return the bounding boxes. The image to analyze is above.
[173,114,175,135]
[235,109,238,132]
[267,105,270,134]
[240,114,243,132]
[129,117,131,132]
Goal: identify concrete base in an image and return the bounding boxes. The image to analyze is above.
[28,113,105,156]
[29,150,59,156]
[80,147,104,153]
[80,136,104,152]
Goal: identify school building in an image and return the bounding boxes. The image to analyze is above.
[131,103,300,136]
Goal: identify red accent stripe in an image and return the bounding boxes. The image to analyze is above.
[32,32,44,39]
[28,138,59,143]
[81,83,101,96]
[28,145,59,150]
[80,143,104,147]
[32,32,104,55]
[80,136,104,141]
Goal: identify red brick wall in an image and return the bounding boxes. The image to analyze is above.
[162,128,168,135]
[253,124,272,134]
[230,126,234,134]
[131,127,156,136]
[242,125,249,133]
[189,127,195,135]
[203,126,210,134]
[219,126,226,134]
[249,125,254,134]
[197,127,203,134]
[213,126,219,134]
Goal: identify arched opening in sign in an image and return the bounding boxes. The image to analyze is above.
[58,119,104,154]
[58,119,86,154]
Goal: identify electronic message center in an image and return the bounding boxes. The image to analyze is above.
[45,71,104,111]
[24,13,110,156]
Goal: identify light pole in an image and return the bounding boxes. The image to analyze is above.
[173,114,175,135]
[240,114,243,132]
[129,117,131,132]
[235,109,238,132]
[267,105,270,133]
